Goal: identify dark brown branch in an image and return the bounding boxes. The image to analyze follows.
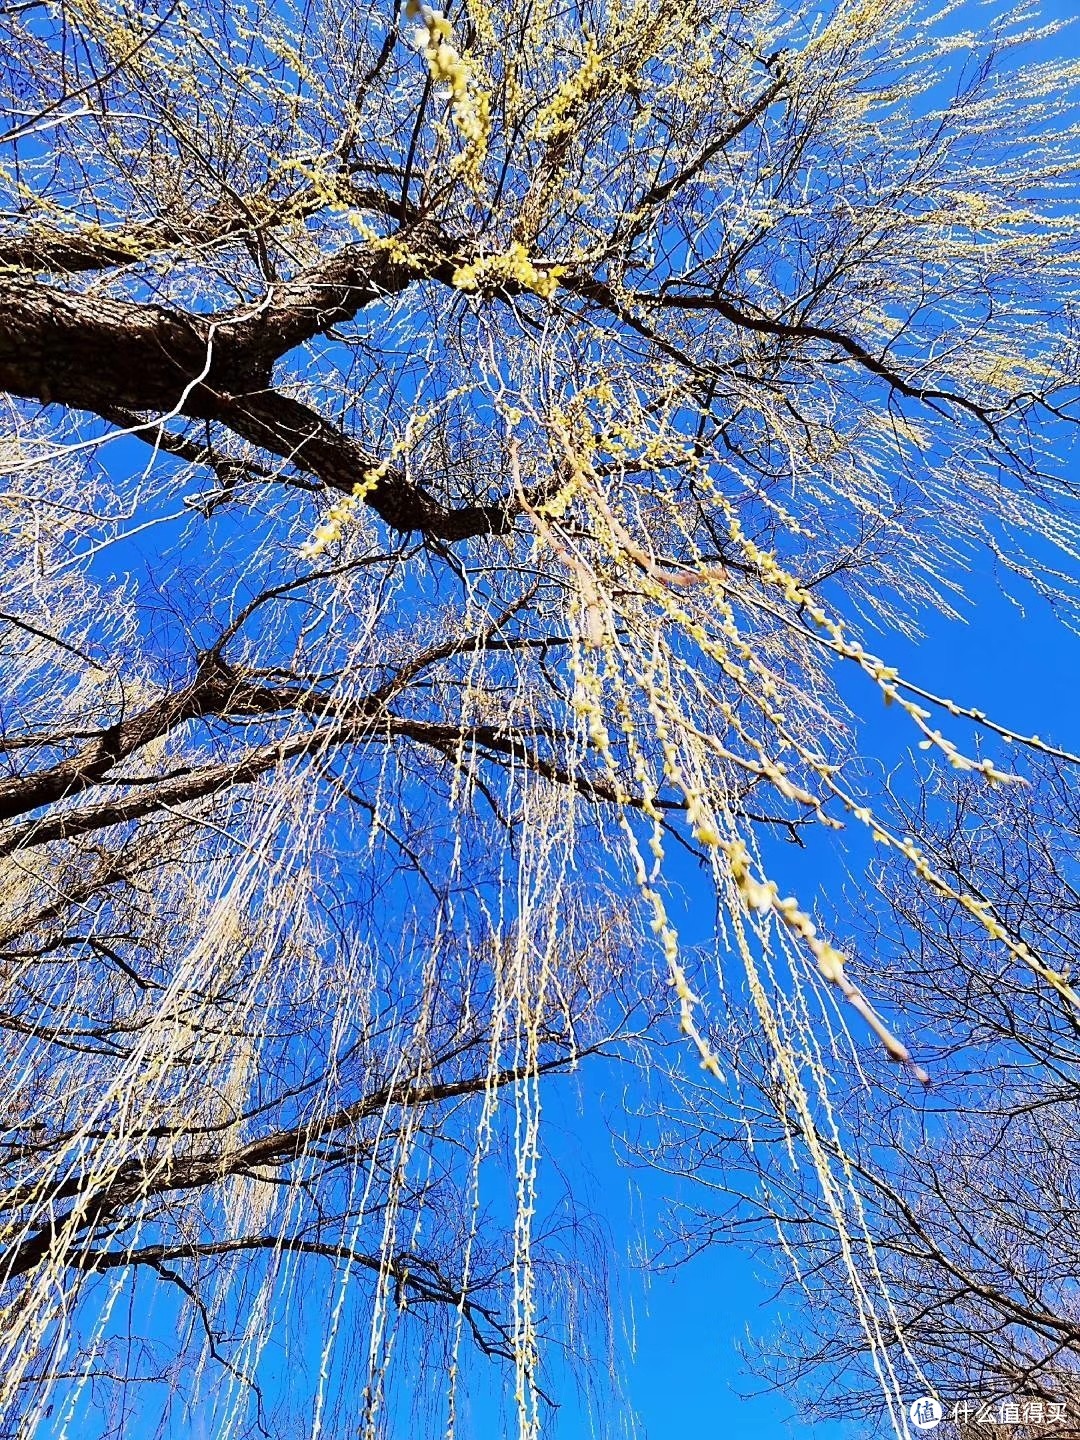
[0,234,522,539]
[653,289,1002,425]
[638,75,787,210]
[0,698,662,856]
[0,1046,588,1285]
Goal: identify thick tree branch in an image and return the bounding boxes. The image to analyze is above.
[0,245,522,536]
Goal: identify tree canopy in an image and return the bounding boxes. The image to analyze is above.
[1,0,1079,1435]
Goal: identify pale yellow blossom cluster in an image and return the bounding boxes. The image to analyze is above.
[298,473,380,558]
[721,838,847,983]
[406,0,491,182]
[533,36,603,142]
[452,241,566,299]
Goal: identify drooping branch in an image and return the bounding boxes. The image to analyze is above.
[76,1240,517,1357]
[0,1044,594,1287]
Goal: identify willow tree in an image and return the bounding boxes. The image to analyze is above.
[2,0,1079,1435]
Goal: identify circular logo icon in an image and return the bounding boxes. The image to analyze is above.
[909,1396,944,1431]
